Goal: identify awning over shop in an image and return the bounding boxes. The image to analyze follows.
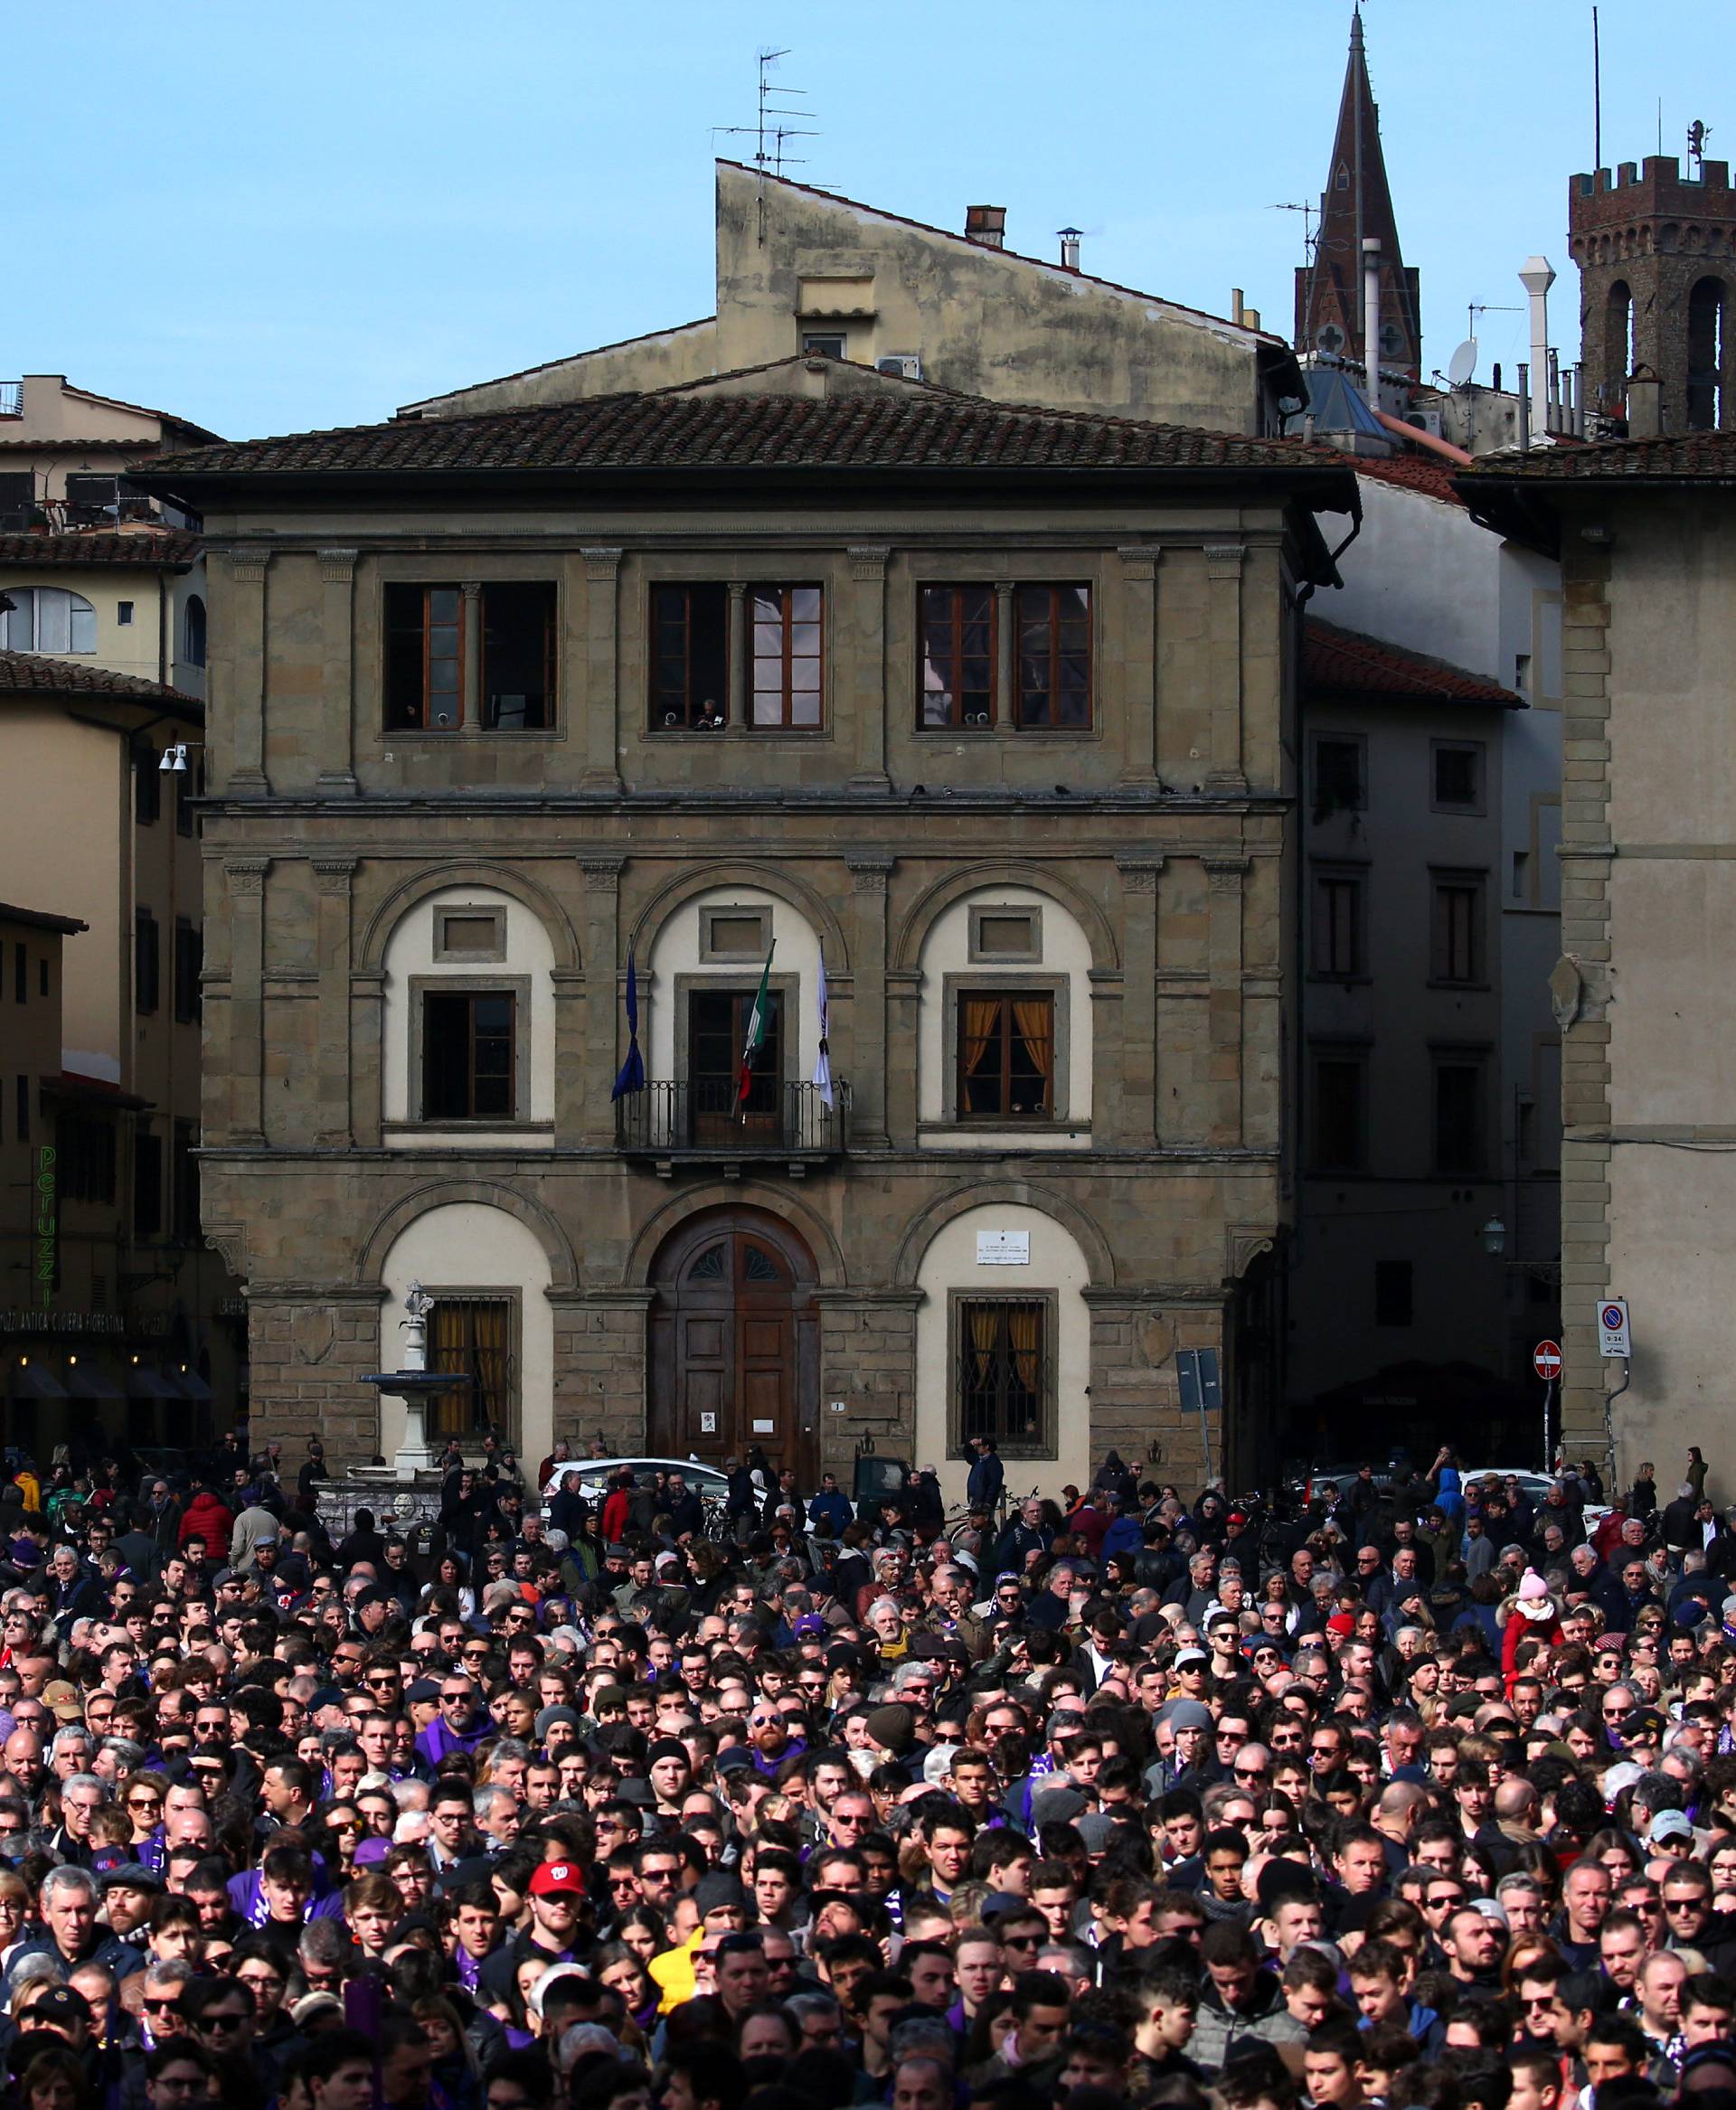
[126,1368,181,1401]
[5,1363,69,1400]
[63,1364,125,1402]
[169,1369,213,1403]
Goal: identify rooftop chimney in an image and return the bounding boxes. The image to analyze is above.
[1518,256,1557,449]
[1058,227,1081,272]
[965,205,1006,250]
[1628,363,1663,438]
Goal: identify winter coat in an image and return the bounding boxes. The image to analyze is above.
[176,1489,234,1550]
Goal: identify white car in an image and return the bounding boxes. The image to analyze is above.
[542,1455,731,1536]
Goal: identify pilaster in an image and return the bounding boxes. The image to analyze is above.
[1116,547,1161,786]
[579,856,625,1144]
[848,547,892,791]
[848,854,893,1145]
[581,549,623,790]
[316,550,359,794]
[225,859,271,1144]
[1205,857,1248,1145]
[312,859,356,1147]
[1203,542,1248,793]
[1115,854,1164,1144]
[226,549,270,795]
[460,580,483,730]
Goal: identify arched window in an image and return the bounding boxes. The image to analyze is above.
[182,595,207,667]
[0,587,96,654]
[1605,280,1635,412]
[1689,278,1728,429]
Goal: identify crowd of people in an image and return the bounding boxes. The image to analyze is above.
[0,1428,1732,2110]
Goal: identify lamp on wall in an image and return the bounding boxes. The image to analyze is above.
[1479,1215,1508,1257]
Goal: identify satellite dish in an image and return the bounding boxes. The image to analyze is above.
[1448,338,1478,389]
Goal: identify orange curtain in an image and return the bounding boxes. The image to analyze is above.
[1011,1001,1052,1081]
[428,1303,469,1437]
[961,997,1000,1076]
[1007,1304,1042,1397]
[968,1304,999,1389]
[469,1301,511,1433]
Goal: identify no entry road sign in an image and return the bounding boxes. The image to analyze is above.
[1533,1340,1563,1382]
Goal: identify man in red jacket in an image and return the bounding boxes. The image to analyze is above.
[176,1479,235,1550]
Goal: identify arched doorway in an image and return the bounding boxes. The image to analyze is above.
[647,1208,820,1482]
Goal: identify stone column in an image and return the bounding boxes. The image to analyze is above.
[994,581,1014,726]
[579,856,625,1144]
[312,858,356,1147]
[226,859,270,1144]
[1203,542,1248,793]
[581,549,623,789]
[460,580,483,730]
[1115,854,1164,1144]
[1116,547,1160,786]
[1206,857,1248,1145]
[848,547,891,790]
[727,582,748,727]
[316,549,359,794]
[226,548,270,795]
[847,855,892,1145]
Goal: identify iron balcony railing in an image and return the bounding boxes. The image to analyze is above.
[0,384,20,419]
[617,1079,850,1155]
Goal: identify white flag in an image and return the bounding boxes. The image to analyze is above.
[812,947,834,1107]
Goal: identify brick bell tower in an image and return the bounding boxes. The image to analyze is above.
[1294,7,1422,381]
[1571,144,1736,431]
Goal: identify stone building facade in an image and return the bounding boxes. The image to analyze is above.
[137,358,1353,1499]
[1570,155,1736,432]
[1468,431,1736,1496]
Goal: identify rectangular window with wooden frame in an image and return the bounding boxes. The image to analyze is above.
[1311,867,1366,979]
[1310,1050,1367,1172]
[481,582,556,730]
[749,585,824,729]
[134,911,160,1016]
[649,583,729,730]
[1014,584,1091,728]
[385,582,556,732]
[385,584,464,730]
[919,585,996,729]
[957,991,1055,1121]
[1430,872,1486,985]
[428,1294,516,1441]
[956,1295,1050,1453]
[174,918,203,1024]
[1433,1056,1486,1174]
[133,1121,162,1238]
[421,990,516,1121]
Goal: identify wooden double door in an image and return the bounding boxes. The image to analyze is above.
[647,1207,819,1484]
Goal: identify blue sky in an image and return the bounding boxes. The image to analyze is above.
[11,0,1728,438]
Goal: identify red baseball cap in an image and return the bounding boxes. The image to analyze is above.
[528,1861,586,1897]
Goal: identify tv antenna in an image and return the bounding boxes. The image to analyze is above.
[1468,300,1522,339]
[713,48,819,245]
[1270,201,1318,262]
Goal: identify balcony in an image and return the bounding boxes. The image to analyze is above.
[616,1079,850,1175]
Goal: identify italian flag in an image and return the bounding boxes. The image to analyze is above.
[737,941,776,1112]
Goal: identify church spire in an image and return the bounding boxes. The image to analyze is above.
[1294,7,1421,381]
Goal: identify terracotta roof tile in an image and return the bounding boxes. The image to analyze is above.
[1354,455,1468,507]
[1304,617,1521,705]
[0,650,202,710]
[0,530,201,570]
[1459,429,1736,482]
[142,364,1352,485]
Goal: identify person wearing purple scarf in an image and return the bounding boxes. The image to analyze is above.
[414,1676,492,1766]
